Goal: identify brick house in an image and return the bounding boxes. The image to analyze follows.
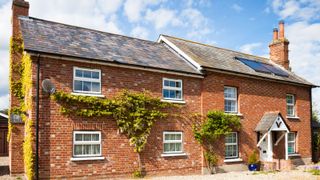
[9,0,316,179]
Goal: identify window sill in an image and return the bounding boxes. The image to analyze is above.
[71,92,105,98]
[286,116,300,120]
[161,99,186,104]
[225,112,243,117]
[224,158,243,163]
[288,153,301,157]
[161,153,187,157]
[70,157,105,161]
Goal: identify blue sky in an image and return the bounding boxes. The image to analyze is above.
[0,0,319,112]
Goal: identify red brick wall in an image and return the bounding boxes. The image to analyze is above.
[202,71,311,165]
[33,57,203,178]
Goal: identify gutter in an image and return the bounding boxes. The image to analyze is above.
[26,50,204,79]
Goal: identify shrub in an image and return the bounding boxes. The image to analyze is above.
[248,150,259,164]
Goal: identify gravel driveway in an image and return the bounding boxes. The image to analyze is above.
[150,170,318,180]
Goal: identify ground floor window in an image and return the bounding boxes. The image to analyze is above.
[225,132,238,159]
[163,131,183,154]
[73,131,101,157]
[288,132,296,154]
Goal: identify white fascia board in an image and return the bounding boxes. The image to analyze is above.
[158,35,203,71]
[0,112,8,119]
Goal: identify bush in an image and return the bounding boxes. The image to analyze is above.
[248,150,259,164]
[132,169,143,178]
[204,151,218,174]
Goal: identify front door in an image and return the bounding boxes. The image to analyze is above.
[0,128,8,156]
[259,133,269,161]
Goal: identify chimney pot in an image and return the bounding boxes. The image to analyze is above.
[279,20,285,39]
[273,28,278,41]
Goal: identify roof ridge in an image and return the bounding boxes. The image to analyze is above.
[22,16,159,45]
[161,34,270,62]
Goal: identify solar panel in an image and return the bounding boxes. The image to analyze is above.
[236,57,289,77]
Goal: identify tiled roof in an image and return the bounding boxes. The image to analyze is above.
[162,35,314,86]
[255,112,280,132]
[19,16,201,75]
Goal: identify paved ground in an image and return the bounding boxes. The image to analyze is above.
[0,156,319,180]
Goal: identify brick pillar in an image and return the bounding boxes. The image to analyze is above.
[9,0,29,176]
[269,21,290,70]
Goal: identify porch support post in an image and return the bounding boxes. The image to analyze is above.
[267,130,273,161]
[285,132,288,160]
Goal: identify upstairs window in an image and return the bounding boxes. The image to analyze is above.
[163,132,183,154]
[288,132,296,154]
[73,67,101,94]
[225,132,238,159]
[73,131,101,157]
[162,78,183,101]
[224,86,238,113]
[286,94,295,117]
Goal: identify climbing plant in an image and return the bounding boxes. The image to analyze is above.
[52,90,174,177]
[193,110,241,174]
[9,35,35,179]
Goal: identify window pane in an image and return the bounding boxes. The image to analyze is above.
[83,70,91,78]
[225,100,236,112]
[75,134,82,141]
[224,87,236,98]
[287,106,294,116]
[175,143,181,151]
[176,81,181,88]
[286,95,293,104]
[164,143,170,152]
[169,81,176,87]
[83,81,91,91]
[288,143,294,153]
[92,72,99,79]
[92,145,100,154]
[169,90,176,98]
[75,70,83,77]
[176,91,182,99]
[163,89,169,98]
[74,145,82,155]
[92,134,99,141]
[84,134,91,141]
[164,80,170,86]
[175,134,181,140]
[288,133,295,141]
[84,145,91,154]
[74,80,82,91]
[92,82,100,92]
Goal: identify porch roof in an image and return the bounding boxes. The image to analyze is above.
[255,111,289,132]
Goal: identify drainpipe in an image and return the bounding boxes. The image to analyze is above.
[35,54,40,180]
[310,88,314,162]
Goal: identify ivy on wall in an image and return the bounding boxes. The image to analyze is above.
[193,111,241,174]
[52,90,174,177]
[9,36,35,179]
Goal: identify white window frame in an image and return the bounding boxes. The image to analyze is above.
[286,94,296,117]
[73,131,102,158]
[163,131,183,154]
[287,132,296,154]
[73,67,102,94]
[162,78,183,101]
[225,132,239,159]
[224,86,238,113]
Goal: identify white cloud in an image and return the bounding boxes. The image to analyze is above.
[124,0,162,22]
[145,8,181,29]
[231,3,243,12]
[285,21,320,106]
[130,26,150,39]
[239,43,262,54]
[271,0,320,21]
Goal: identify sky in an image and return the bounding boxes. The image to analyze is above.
[0,0,319,113]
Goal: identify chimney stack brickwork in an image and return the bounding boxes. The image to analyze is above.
[269,21,290,70]
[9,0,29,175]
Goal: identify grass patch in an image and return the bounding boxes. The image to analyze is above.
[309,169,320,175]
[252,171,278,175]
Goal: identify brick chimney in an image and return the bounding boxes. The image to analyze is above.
[12,0,29,37]
[9,0,29,176]
[269,20,290,70]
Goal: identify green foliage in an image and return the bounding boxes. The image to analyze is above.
[313,133,320,152]
[248,150,259,164]
[193,110,241,173]
[53,90,173,175]
[132,169,143,178]
[309,169,320,175]
[204,151,218,174]
[9,36,35,179]
[193,111,241,144]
